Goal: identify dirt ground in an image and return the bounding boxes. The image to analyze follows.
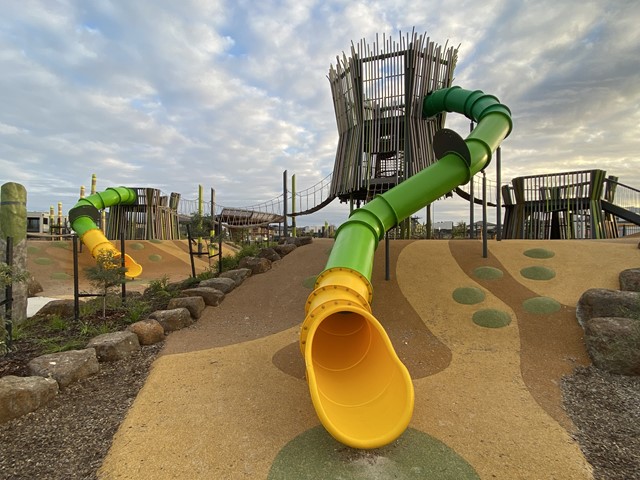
[4,237,639,479]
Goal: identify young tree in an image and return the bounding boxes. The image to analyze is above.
[452,221,468,239]
[85,250,127,319]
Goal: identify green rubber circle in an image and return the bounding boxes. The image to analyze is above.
[452,287,486,305]
[523,297,561,314]
[473,266,503,280]
[523,248,555,259]
[268,426,479,479]
[520,266,556,281]
[472,309,512,328]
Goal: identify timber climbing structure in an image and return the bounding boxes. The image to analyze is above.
[328,31,457,203]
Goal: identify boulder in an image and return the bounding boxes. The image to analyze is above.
[239,256,272,275]
[283,236,312,246]
[273,243,296,257]
[0,375,58,424]
[181,287,225,307]
[167,296,206,319]
[150,307,193,332]
[576,288,640,327]
[36,299,76,319]
[619,268,640,292]
[583,317,640,376]
[86,331,141,362]
[127,319,165,345]
[199,277,236,294]
[28,348,99,388]
[219,268,251,287]
[27,275,43,297]
[258,247,281,262]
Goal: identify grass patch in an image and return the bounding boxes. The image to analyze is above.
[473,266,503,280]
[472,309,512,328]
[452,287,485,305]
[523,296,561,314]
[523,248,555,259]
[520,266,556,281]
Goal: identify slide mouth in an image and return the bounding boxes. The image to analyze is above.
[304,304,414,449]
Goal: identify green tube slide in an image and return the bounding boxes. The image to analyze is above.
[69,187,143,278]
[301,86,512,449]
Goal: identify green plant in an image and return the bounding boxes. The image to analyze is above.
[84,250,126,319]
[196,267,217,282]
[47,315,68,332]
[122,298,150,324]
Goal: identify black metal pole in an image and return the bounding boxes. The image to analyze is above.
[482,171,488,258]
[73,235,80,320]
[469,120,475,239]
[385,231,390,281]
[283,170,288,238]
[218,215,223,274]
[4,237,13,349]
[120,232,126,302]
[186,225,196,278]
[496,146,503,241]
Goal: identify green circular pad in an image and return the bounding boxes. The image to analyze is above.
[50,272,71,280]
[520,266,556,281]
[34,257,54,265]
[148,254,162,262]
[523,297,561,314]
[473,266,503,280]
[130,242,145,251]
[472,309,511,328]
[268,426,479,480]
[523,248,555,259]
[452,287,485,305]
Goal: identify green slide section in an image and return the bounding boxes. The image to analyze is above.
[69,187,143,277]
[326,86,512,277]
[301,87,512,449]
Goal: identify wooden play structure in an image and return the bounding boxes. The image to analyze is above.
[105,188,181,240]
[328,32,457,203]
[502,169,640,239]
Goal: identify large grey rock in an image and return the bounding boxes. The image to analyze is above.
[181,287,225,307]
[219,268,251,287]
[28,348,99,388]
[27,275,43,297]
[87,331,141,362]
[150,307,193,332]
[167,296,205,319]
[199,277,236,294]
[36,299,76,318]
[576,288,640,327]
[283,236,312,246]
[273,243,296,257]
[620,268,640,292]
[583,317,640,376]
[239,256,271,275]
[128,319,165,345]
[258,247,281,262]
[0,375,58,424]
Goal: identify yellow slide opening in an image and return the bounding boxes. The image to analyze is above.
[301,268,414,449]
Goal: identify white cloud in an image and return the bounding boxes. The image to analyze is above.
[0,0,638,229]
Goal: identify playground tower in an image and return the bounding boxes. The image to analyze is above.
[328,32,458,203]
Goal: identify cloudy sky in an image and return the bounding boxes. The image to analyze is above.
[1,0,639,227]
